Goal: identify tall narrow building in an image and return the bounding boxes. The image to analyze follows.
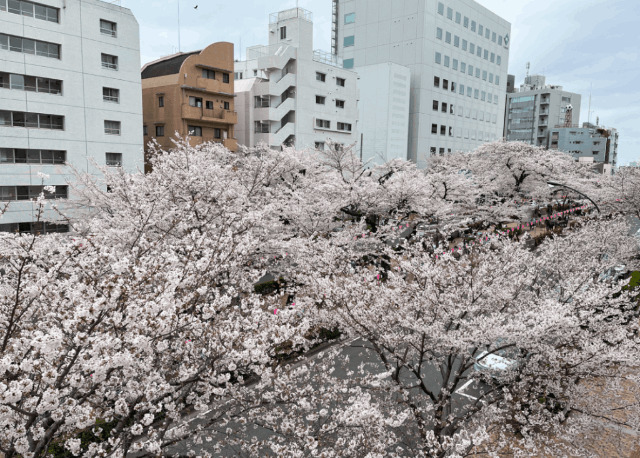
[234,7,359,151]
[504,75,581,147]
[334,0,511,167]
[141,42,238,164]
[0,0,143,233]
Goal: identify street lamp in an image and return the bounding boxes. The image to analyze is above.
[547,181,600,214]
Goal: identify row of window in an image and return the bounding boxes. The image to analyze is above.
[431,124,497,141]
[187,96,230,110]
[0,221,69,235]
[316,72,346,87]
[430,147,453,156]
[0,110,63,129]
[0,185,68,201]
[434,53,501,87]
[0,33,60,58]
[0,148,65,164]
[316,95,345,108]
[0,0,58,22]
[434,76,499,105]
[437,2,506,47]
[201,68,230,83]
[432,100,498,124]
[315,118,352,132]
[436,27,502,66]
[0,71,62,94]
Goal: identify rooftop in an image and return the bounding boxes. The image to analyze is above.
[141,51,201,79]
[269,7,313,24]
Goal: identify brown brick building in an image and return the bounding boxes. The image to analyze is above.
[141,42,238,167]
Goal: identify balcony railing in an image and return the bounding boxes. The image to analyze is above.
[313,49,343,68]
[269,7,313,24]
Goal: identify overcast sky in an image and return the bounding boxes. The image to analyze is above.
[121,0,639,165]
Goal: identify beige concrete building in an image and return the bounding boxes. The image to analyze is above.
[141,42,237,167]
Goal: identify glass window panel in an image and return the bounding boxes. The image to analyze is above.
[0,110,11,125]
[27,149,40,163]
[344,12,355,24]
[12,112,26,127]
[7,0,20,14]
[35,40,49,56]
[9,36,22,52]
[0,0,6,11]
[47,7,58,23]
[344,35,354,47]
[0,148,13,163]
[22,39,35,54]
[34,4,46,20]
[24,75,36,91]
[16,186,30,200]
[53,150,65,164]
[50,79,61,94]
[48,43,59,58]
[33,113,47,128]
[21,1,33,16]
[41,150,54,164]
[0,34,7,50]
[10,74,24,90]
[0,187,17,200]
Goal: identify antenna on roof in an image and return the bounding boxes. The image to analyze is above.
[526,62,530,78]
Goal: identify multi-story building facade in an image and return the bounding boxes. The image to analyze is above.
[0,0,143,233]
[504,74,581,147]
[549,122,618,175]
[334,0,511,167]
[141,41,238,164]
[357,62,410,165]
[234,7,359,151]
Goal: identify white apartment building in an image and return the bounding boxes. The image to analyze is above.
[0,0,143,233]
[234,7,359,151]
[357,62,410,166]
[334,0,511,167]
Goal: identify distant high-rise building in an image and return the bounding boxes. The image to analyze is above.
[334,0,511,166]
[0,0,143,234]
[234,8,359,152]
[549,122,618,175]
[141,41,238,167]
[504,75,581,147]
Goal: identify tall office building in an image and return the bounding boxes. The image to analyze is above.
[334,0,511,167]
[234,7,359,151]
[141,42,238,163]
[504,74,581,147]
[0,0,143,233]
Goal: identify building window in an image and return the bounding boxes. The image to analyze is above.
[482,70,487,81]
[445,32,451,44]
[343,58,354,69]
[202,69,215,79]
[471,20,476,32]
[446,7,452,19]
[214,128,222,139]
[336,77,346,87]
[478,24,484,36]
[0,33,60,58]
[460,62,466,73]
[344,12,355,24]
[431,124,437,134]
[223,73,229,83]
[464,16,469,28]
[314,141,325,150]
[280,26,286,40]
[101,53,118,70]
[454,35,459,47]
[0,185,67,201]
[435,52,441,64]
[476,46,482,58]
[455,12,461,23]
[484,49,488,60]
[0,110,63,129]
[474,89,479,99]
[451,81,456,92]
[439,148,445,156]
[189,96,203,108]
[497,55,502,66]
[100,19,117,37]
[316,72,326,82]
[157,95,165,107]
[344,35,355,47]
[433,100,438,111]
[459,84,464,95]
[495,76,500,86]
[462,39,467,51]
[434,76,440,88]
[143,125,148,136]
[105,152,122,166]
[440,125,446,136]
[187,125,202,136]
[436,28,443,40]
[444,56,450,67]
[205,100,213,110]
[337,122,352,132]
[443,79,448,90]
[103,87,119,103]
[0,148,65,164]
[437,2,444,15]
[2,0,58,22]
[336,99,345,109]
[224,101,230,110]
[0,72,62,94]
[104,120,121,135]
[155,125,165,137]
[475,68,480,78]
[466,87,472,97]
[469,43,475,54]
[316,119,330,129]
[441,102,447,113]
[316,95,326,105]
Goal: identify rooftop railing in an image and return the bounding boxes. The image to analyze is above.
[269,7,313,24]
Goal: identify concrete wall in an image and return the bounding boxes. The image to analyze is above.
[0,0,143,227]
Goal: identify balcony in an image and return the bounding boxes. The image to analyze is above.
[182,104,237,125]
